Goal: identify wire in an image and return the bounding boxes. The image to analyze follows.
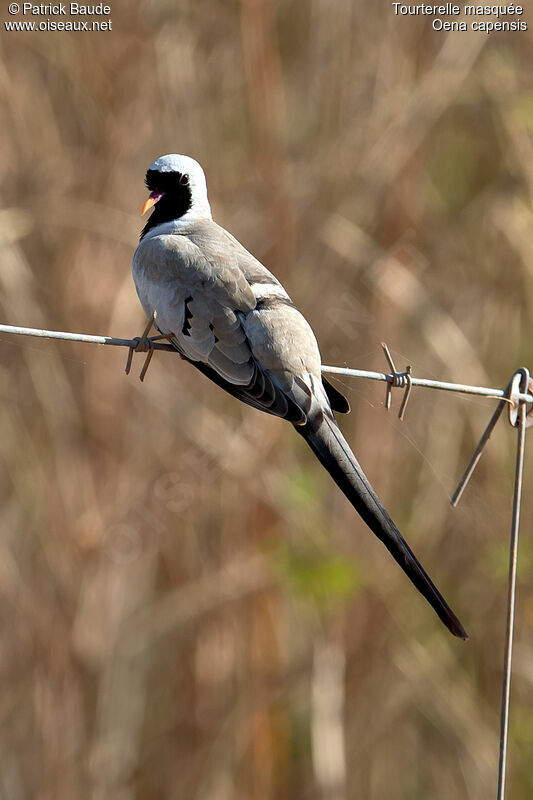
[0,322,531,404]
[497,391,527,800]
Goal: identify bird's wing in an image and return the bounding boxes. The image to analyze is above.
[132,223,324,424]
[134,225,257,314]
[194,222,351,415]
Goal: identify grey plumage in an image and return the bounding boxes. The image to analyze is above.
[132,154,467,640]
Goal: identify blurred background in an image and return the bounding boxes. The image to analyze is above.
[1,2,533,798]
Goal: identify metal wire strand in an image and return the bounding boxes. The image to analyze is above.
[497,398,527,800]
[451,389,511,507]
[1,323,532,403]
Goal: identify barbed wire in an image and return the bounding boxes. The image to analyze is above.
[0,318,531,800]
[1,322,532,404]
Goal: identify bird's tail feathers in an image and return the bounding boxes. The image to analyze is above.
[297,411,467,640]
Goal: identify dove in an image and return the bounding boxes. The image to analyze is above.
[131,154,467,639]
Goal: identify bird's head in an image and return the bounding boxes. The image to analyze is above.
[140,154,212,238]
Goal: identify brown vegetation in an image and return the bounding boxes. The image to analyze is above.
[1,2,532,798]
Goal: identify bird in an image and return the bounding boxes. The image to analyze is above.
[131,153,467,640]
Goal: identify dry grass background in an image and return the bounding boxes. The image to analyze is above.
[1,2,533,798]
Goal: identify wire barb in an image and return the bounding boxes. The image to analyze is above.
[381,342,413,420]
[124,312,167,382]
[398,365,413,422]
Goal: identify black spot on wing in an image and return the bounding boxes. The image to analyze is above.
[208,323,219,343]
[255,296,296,312]
[182,296,193,336]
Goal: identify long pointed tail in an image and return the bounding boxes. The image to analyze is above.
[297,414,467,639]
